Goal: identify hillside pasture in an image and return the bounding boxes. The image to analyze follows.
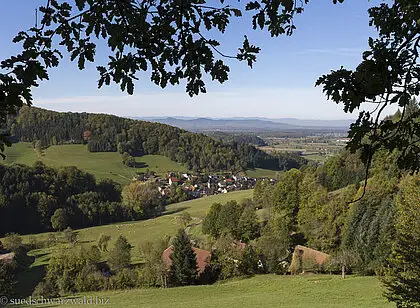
[6,190,253,297]
[2,189,394,308]
[3,142,188,184]
[245,168,281,179]
[18,275,392,308]
[3,143,280,184]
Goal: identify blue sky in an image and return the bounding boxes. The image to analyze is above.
[0,1,391,119]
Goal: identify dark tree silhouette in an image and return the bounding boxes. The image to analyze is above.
[170,229,197,286]
[0,0,418,180]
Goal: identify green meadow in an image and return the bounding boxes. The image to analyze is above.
[16,275,391,308]
[7,190,253,297]
[3,142,188,184]
[245,168,281,179]
[1,145,393,308]
[2,189,393,308]
[3,143,279,185]
[16,190,254,263]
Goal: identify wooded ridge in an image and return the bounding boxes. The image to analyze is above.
[7,106,306,173]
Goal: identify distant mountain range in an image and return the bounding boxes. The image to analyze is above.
[133,116,353,132]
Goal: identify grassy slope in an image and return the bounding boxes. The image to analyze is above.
[3,143,278,184]
[19,190,254,265]
[7,189,392,308]
[22,275,391,308]
[10,190,253,291]
[75,190,254,262]
[245,168,281,179]
[3,143,188,185]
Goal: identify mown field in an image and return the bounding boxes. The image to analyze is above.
[259,135,346,163]
[3,143,189,185]
[17,190,254,265]
[15,275,392,308]
[3,143,391,308]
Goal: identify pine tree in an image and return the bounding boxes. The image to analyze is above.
[170,229,197,286]
[383,175,420,307]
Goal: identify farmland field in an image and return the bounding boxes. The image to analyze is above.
[259,134,347,163]
[15,275,392,308]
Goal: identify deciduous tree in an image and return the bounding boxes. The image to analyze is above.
[108,235,132,271]
[97,234,111,252]
[202,202,222,238]
[122,181,162,217]
[238,206,260,243]
[51,208,69,231]
[0,262,16,296]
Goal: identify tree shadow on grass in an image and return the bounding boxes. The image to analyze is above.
[134,162,148,168]
[14,264,47,298]
[77,240,95,244]
[162,206,188,216]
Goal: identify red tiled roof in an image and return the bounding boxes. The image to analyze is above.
[170,177,179,182]
[294,245,329,265]
[162,246,211,274]
[82,131,91,139]
[288,245,330,273]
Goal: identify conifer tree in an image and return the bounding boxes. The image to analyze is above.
[170,229,197,286]
[384,175,420,307]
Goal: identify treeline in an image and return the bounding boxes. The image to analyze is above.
[205,132,267,146]
[0,163,163,236]
[8,107,305,172]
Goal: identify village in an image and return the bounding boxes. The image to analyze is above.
[133,171,276,199]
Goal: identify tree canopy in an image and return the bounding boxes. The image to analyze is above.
[316,1,420,175]
[1,0,418,170]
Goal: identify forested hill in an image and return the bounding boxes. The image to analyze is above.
[204,132,267,146]
[7,106,305,172]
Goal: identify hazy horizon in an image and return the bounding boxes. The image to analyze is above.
[1,1,400,120]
